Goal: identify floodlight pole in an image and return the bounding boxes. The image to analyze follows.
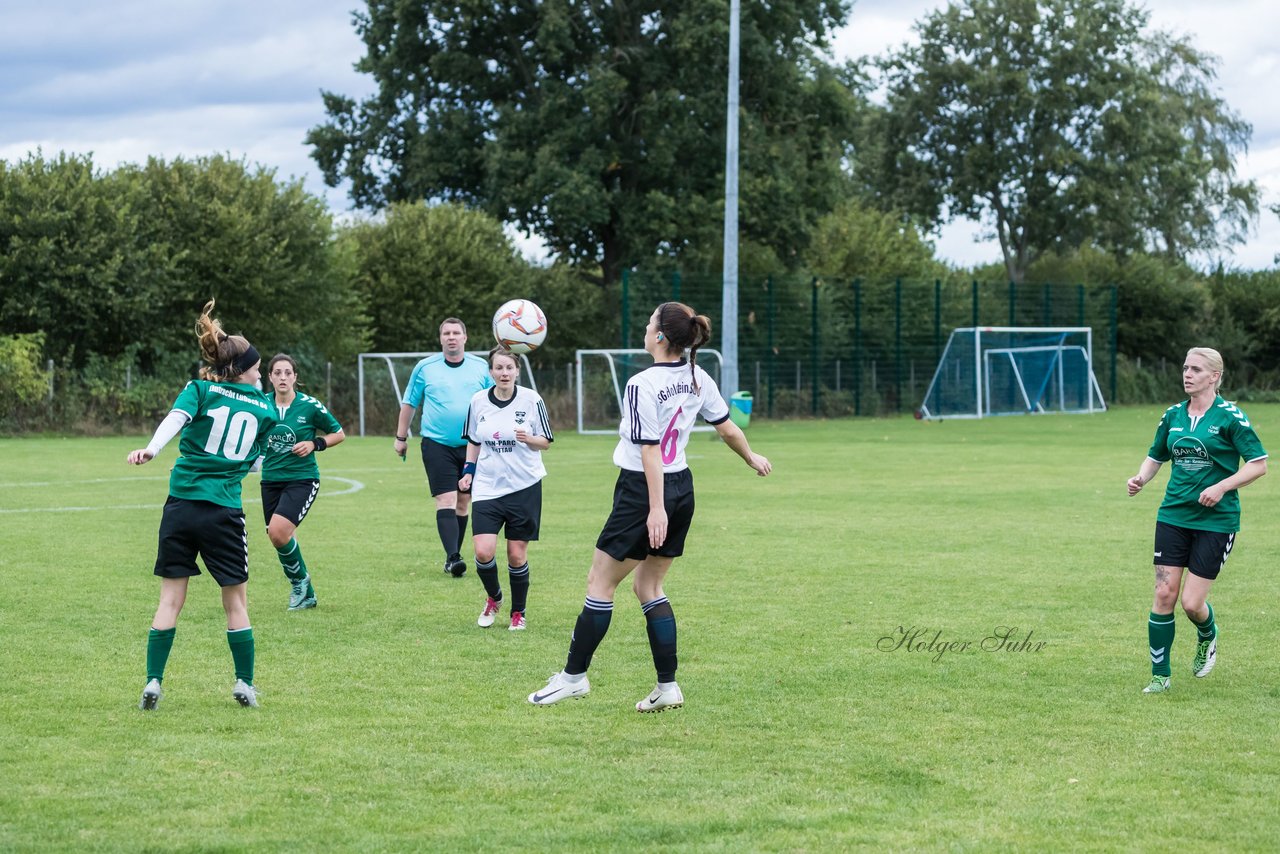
[720,0,741,396]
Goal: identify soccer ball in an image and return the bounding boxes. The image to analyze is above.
[492,299,548,354]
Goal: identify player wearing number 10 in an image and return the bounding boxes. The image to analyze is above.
[127,300,277,711]
[529,302,772,712]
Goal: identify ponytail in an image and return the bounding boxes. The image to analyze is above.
[195,299,257,382]
[655,302,714,391]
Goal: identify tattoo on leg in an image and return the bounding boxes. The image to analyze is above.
[1155,566,1170,585]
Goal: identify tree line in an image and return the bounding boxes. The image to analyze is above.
[310,0,1265,284]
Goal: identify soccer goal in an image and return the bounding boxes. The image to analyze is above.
[576,349,724,435]
[356,351,537,437]
[918,327,1105,419]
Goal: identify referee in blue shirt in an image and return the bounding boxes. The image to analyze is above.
[394,318,495,576]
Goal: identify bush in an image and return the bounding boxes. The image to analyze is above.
[0,333,49,419]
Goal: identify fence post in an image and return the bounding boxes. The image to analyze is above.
[767,275,775,418]
[853,279,862,417]
[621,269,630,349]
[47,359,54,402]
[327,361,333,406]
[811,277,820,416]
[894,278,903,413]
[1109,284,1118,403]
[934,279,942,365]
[972,280,979,327]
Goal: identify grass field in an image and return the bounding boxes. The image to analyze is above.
[2,407,1279,851]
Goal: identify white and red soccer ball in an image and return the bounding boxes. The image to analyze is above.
[492,299,547,355]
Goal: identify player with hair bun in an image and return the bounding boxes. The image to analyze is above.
[260,353,345,611]
[529,301,772,712]
[459,347,553,631]
[127,300,277,710]
[1128,346,1267,694]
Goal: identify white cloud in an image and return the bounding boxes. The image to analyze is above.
[0,1,372,210]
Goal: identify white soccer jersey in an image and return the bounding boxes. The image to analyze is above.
[464,386,553,501]
[614,360,731,473]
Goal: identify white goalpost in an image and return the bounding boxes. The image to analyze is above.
[356,351,537,437]
[918,327,1105,420]
[575,348,724,435]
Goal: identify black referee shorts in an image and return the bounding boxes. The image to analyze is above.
[261,479,320,527]
[421,437,469,497]
[154,496,249,587]
[472,481,543,541]
[595,468,695,562]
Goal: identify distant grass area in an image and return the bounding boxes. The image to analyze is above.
[2,408,1278,851]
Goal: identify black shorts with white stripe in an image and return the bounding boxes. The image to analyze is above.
[1153,521,1236,580]
[261,479,321,527]
[154,496,249,587]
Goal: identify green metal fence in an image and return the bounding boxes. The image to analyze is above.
[621,272,1119,418]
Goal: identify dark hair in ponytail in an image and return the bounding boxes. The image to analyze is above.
[195,300,257,382]
[655,302,713,390]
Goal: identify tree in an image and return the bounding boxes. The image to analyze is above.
[0,152,174,365]
[861,0,1258,282]
[0,153,367,373]
[340,202,532,352]
[805,200,945,283]
[120,155,369,368]
[339,201,609,364]
[308,0,856,284]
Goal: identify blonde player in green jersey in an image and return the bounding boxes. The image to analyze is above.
[127,300,277,711]
[1127,347,1267,694]
[260,354,345,611]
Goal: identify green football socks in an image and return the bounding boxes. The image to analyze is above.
[276,538,308,582]
[1193,602,1217,641]
[227,627,255,685]
[146,626,176,683]
[1148,611,1175,677]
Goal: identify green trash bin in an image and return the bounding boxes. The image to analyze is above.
[728,391,753,429]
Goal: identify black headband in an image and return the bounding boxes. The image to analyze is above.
[219,344,260,379]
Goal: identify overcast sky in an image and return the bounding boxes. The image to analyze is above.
[3,1,1276,270]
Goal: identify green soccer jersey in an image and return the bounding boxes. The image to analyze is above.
[261,392,343,483]
[1147,396,1267,533]
[168,380,276,508]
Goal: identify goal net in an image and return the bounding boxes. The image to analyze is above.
[356,351,537,437]
[919,328,1105,419]
[576,349,723,434]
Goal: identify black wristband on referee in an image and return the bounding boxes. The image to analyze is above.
[313,436,327,452]
[396,434,408,442]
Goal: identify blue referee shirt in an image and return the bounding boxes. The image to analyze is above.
[401,354,494,447]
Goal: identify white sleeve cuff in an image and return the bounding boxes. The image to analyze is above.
[145,410,191,456]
